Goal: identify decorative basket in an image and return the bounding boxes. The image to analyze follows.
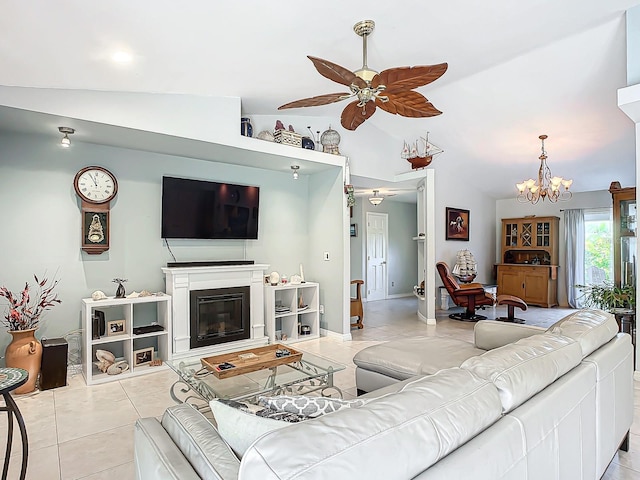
[274,129,302,148]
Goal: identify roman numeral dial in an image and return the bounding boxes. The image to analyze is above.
[73,166,118,204]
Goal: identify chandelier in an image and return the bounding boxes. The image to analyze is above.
[516,135,572,204]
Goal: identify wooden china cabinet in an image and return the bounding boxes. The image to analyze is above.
[609,182,637,288]
[496,216,560,307]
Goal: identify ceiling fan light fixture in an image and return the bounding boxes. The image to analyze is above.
[277,19,448,131]
[369,189,384,206]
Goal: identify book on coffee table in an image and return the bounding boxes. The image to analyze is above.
[201,344,303,379]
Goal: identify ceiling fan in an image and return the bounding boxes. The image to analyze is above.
[278,20,448,131]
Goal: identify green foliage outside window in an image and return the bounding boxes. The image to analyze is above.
[585,221,612,282]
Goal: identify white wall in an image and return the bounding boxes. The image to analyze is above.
[0,131,344,355]
[434,169,497,285]
[496,189,613,306]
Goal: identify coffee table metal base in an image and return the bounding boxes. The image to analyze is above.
[168,354,345,405]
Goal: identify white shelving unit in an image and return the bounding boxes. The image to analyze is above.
[81,294,172,385]
[264,282,319,344]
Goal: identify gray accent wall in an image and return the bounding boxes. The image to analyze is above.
[0,131,344,354]
[350,198,418,297]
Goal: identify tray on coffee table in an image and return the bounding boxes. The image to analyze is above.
[201,344,303,379]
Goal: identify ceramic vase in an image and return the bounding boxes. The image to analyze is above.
[5,328,42,394]
[115,282,126,298]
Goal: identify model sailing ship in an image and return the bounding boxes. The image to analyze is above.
[452,249,477,283]
[401,132,443,170]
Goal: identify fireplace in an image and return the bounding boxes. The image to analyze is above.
[189,286,250,349]
[163,262,269,358]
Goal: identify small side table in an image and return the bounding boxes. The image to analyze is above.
[0,368,29,480]
[612,309,636,365]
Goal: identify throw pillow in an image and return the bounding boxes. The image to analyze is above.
[209,399,306,458]
[258,395,366,418]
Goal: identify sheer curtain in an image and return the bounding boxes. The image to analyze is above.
[564,209,585,308]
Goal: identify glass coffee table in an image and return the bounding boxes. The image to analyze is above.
[167,350,345,404]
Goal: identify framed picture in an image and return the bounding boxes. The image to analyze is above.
[446,207,470,241]
[107,319,126,336]
[350,224,358,237]
[133,347,154,366]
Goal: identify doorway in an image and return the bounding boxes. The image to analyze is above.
[366,212,388,301]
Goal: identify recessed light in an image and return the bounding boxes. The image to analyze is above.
[112,51,133,64]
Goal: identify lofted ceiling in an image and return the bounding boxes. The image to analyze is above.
[0,0,638,199]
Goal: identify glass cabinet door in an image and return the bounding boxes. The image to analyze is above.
[621,236,636,287]
[505,223,518,247]
[536,222,551,247]
[620,199,637,288]
[620,199,637,236]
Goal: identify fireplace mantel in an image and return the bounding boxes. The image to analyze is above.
[163,263,269,359]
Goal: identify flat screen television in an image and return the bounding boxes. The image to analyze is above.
[161,176,259,239]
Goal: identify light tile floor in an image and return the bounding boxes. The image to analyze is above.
[0,298,638,478]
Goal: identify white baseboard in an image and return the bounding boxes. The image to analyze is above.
[417,310,437,325]
[386,293,415,299]
[321,328,352,342]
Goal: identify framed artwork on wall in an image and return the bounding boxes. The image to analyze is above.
[350,224,357,237]
[446,207,470,241]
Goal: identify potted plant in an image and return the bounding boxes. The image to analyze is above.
[0,274,61,393]
[576,282,636,311]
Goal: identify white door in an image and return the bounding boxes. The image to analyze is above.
[366,212,388,301]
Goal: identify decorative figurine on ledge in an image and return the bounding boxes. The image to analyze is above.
[113,278,128,298]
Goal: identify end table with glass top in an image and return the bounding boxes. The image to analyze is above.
[167,350,345,404]
[0,368,29,480]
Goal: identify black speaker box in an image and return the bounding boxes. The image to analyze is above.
[92,310,106,339]
[40,337,68,390]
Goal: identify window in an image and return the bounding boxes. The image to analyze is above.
[583,208,613,285]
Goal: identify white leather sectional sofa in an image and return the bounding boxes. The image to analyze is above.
[134,310,633,479]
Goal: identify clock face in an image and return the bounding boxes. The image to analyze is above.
[74,166,118,204]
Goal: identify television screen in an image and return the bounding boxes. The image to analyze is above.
[161,176,259,239]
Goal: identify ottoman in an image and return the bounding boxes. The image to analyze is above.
[354,336,485,394]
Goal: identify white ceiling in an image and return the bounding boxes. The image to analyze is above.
[1,0,638,199]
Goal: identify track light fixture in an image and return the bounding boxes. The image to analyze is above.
[58,126,75,148]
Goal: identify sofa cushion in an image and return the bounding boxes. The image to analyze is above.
[240,368,503,480]
[546,309,619,357]
[461,333,583,413]
[209,399,300,458]
[160,403,240,480]
[353,336,485,380]
[258,395,365,418]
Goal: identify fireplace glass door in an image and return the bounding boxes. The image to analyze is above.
[190,287,250,348]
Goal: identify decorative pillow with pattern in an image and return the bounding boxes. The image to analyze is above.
[258,395,366,418]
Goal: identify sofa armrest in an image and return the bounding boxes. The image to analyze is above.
[134,418,202,480]
[474,321,545,350]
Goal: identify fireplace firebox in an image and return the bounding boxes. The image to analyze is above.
[189,286,251,349]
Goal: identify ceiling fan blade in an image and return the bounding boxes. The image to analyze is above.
[372,63,448,93]
[341,100,377,131]
[308,56,367,89]
[377,91,442,117]
[278,92,352,110]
